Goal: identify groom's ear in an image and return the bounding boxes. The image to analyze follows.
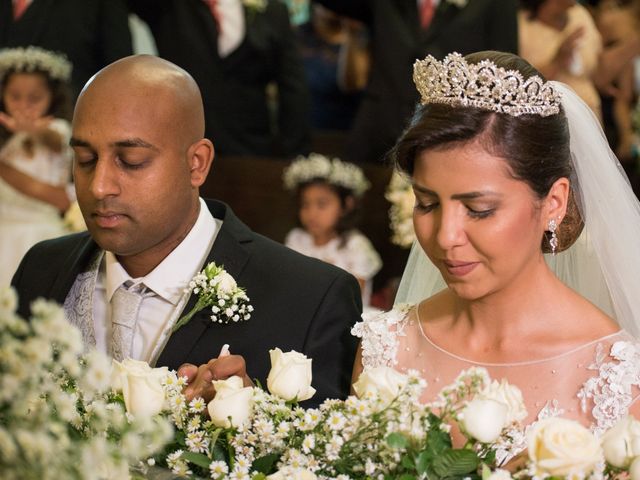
[543,177,570,223]
[187,138,214,188]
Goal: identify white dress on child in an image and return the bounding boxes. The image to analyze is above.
[353,305,640,437]
[285,227,382,306]
[0,119,73,286]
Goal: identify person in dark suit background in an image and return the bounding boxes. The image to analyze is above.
[314,0,519,164]
[0,0,133,97]
[11,55,360,404]
[128,0,311,158]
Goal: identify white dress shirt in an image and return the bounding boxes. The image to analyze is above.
[92,198,221,362]
[217,0,245,57]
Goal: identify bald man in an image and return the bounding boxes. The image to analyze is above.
[11,55,361,405]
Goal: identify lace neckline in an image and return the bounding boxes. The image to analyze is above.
[414,305,623,367]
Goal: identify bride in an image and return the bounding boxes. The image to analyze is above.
[353,51,640,433]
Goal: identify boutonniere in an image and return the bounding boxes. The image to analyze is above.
[243,0,267,14]
[172,262,253,333]
[446,0,468,8]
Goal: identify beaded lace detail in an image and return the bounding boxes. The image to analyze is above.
[577,340,640,434]
[353,306,640,435]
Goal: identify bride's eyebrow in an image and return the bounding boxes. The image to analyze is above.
[412,183,501,200]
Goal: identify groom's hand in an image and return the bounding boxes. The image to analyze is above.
[179,355,253,402]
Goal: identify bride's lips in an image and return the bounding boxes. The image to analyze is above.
[92,211,126,228]
[443,260,479,277]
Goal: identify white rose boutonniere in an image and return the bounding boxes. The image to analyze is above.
[172,262,253,333]
[207,376,254,428]
[111,358,169,417]
[267,348,316,402]
[528,417,603,479]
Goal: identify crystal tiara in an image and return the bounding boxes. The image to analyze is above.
[0,46,72,82]
[283,153,371,198]
[413,52,561,117]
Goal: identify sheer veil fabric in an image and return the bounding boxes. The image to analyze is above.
[395,83,640,339]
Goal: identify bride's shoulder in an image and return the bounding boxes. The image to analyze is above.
[351,304,415,369]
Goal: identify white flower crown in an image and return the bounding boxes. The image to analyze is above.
[413,52,561,117]
[283,153,371,198]
[0,46,72,82]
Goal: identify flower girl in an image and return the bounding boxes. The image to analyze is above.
[283,153,382,307]
[0,47,74,286]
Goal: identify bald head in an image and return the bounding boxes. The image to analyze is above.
[75,55,205,144]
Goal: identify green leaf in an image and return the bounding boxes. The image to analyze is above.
[402,454,415,469]
[212,443,227,462]
[415,451,430,475]
[425,425,452,455]
[182,451,212,469]
[398,475,416,480]
[387,432,410,449]
[432,449,480,477]
[252,474,268,480]
[251,453,280,474]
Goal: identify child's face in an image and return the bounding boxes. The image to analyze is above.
[3,72,52,120]
[299,183,344,240]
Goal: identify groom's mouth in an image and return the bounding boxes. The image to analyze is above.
[443,260,479,277]
[92,211,126,228]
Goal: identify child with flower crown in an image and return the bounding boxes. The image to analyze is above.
[283,153,382,307]
[0,47,74,286]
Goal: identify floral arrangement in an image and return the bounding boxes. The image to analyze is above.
[173,262,253,333]
[386,170,416,248]
[0,287,172,480]
[0,46,72,81]
[283,153,371,198]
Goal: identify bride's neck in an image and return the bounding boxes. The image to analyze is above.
[453,259,563,343]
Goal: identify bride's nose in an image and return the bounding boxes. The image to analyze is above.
[434,206,467,250]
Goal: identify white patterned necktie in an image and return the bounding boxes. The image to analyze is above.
[110,282,153,361]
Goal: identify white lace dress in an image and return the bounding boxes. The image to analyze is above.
[353,305,640,435]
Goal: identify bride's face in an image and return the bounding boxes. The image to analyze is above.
[412,141,546,300]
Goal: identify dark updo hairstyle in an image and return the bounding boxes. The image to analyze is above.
[391,51,583,253]
[296,179,360,248]
[0,68,73,147]
[519,0,546,19]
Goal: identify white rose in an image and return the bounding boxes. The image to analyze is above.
[266,348,316,402]
[487,469,512,480]
[111,359,168,417]
[352,366,409,406]
[207,376,254,428]
[267,468,317,480]
[461,398,508,443]
[528,417,603,478]
[601,416,640,468]
[215,271,237,294]
[630,456,640,480]
[478,379,527,424]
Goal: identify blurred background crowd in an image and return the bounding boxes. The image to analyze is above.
[1,0,639,309]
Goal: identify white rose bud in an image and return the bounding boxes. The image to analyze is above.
[267,468,317,480]
[267,348,316,402]
[461,398,508,443]
[216,272,237,295]
[352,366,409,407]
[111,359,168,417]
[208,376,254,428]
[528,417,603,478]
[630,456,640,480]
[601,416,640,468]
[478,380,527,424]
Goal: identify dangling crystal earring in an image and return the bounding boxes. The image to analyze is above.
[548,219,558,255]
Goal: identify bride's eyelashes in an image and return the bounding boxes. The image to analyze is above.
[413,201,496,219]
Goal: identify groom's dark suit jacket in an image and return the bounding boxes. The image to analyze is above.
[11,199,361,404]
[315,0,518,163]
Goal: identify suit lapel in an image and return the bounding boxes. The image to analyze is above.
[50,234,100,304]
[8,0,55,44]
[155,201,252,368]
[194,0,222,60]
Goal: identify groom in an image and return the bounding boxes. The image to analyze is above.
[11,55,362,404]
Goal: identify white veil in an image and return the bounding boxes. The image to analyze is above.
[394,82,640,338]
